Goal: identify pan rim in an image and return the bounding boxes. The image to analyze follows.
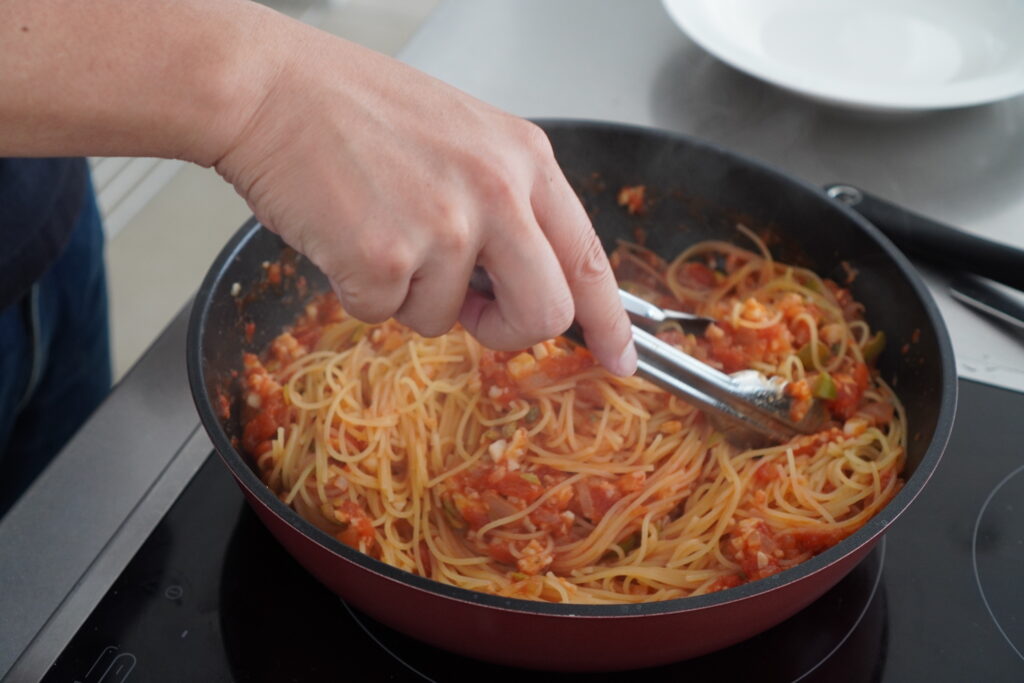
[186,118,957,620]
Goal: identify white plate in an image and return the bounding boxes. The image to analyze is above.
[661,0,1024,111]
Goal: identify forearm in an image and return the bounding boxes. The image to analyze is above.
[0,0,285,165]
[0,0,636,373]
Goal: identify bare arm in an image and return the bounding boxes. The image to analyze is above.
[0,0,267,163]
[1,0,637,375]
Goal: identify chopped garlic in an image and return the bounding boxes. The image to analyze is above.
[506,352,537,380]
[844,417,869,437]
[489,439,508,462]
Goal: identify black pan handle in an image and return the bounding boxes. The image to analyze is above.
[823,183,1024,292]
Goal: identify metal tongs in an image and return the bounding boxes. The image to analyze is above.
[469,268,823,447]
[611,291,825,448]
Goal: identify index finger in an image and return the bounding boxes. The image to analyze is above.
[532,168,637,376]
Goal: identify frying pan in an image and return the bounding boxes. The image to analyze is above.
[187,120,956,671]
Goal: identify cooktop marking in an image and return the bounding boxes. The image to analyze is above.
[972,462,1024,663]
[342,601,437,682]
[793,538,886,682]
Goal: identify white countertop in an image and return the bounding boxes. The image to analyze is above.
[400,0,1024,393]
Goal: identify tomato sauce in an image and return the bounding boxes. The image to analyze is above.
[236,236,899,598]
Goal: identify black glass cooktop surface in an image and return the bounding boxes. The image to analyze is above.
[42,380,1024,682]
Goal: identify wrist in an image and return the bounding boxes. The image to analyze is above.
[174,1,293,168]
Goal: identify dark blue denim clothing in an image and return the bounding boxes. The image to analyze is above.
[0,158,88,312]
[0,167,111,517]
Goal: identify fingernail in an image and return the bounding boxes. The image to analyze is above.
[612,342,638,377]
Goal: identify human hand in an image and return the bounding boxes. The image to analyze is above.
[213,17,636,376]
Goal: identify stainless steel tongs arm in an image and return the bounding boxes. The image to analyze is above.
[618,290,712,328]
[630,326,798,446]
[620,291,823,448]
[469,267,820,447]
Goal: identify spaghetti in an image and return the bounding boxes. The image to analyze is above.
[240,231,904,605]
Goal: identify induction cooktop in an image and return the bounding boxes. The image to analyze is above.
[35,380,1024,681]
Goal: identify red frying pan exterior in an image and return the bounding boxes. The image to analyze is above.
[187,120,957,671]
[242,477,873,671]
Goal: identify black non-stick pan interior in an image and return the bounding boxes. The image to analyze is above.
[189,119,956,611]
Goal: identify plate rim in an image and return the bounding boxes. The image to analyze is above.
[661,0,1024,111]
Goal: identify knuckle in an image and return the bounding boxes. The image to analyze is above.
[352,231,384,262]
[379,248,415,282]
[355,233,415,283]
[477,164,518,206]
[430,196,459,225]
[434,214,473,255]
[566,232,611,286]
[533,293,575,341]
[516,120,555,159]
[331,276,395,324]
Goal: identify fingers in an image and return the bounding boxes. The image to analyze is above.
[328,204,480,338]
[459,213,575,351]
[394,251,476,338]
[325,231,417,324]
[324,159,635,379]
[320,162,634,380]
[531,167,636,376]
[328,271,408,325]
[329,214,571,350]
